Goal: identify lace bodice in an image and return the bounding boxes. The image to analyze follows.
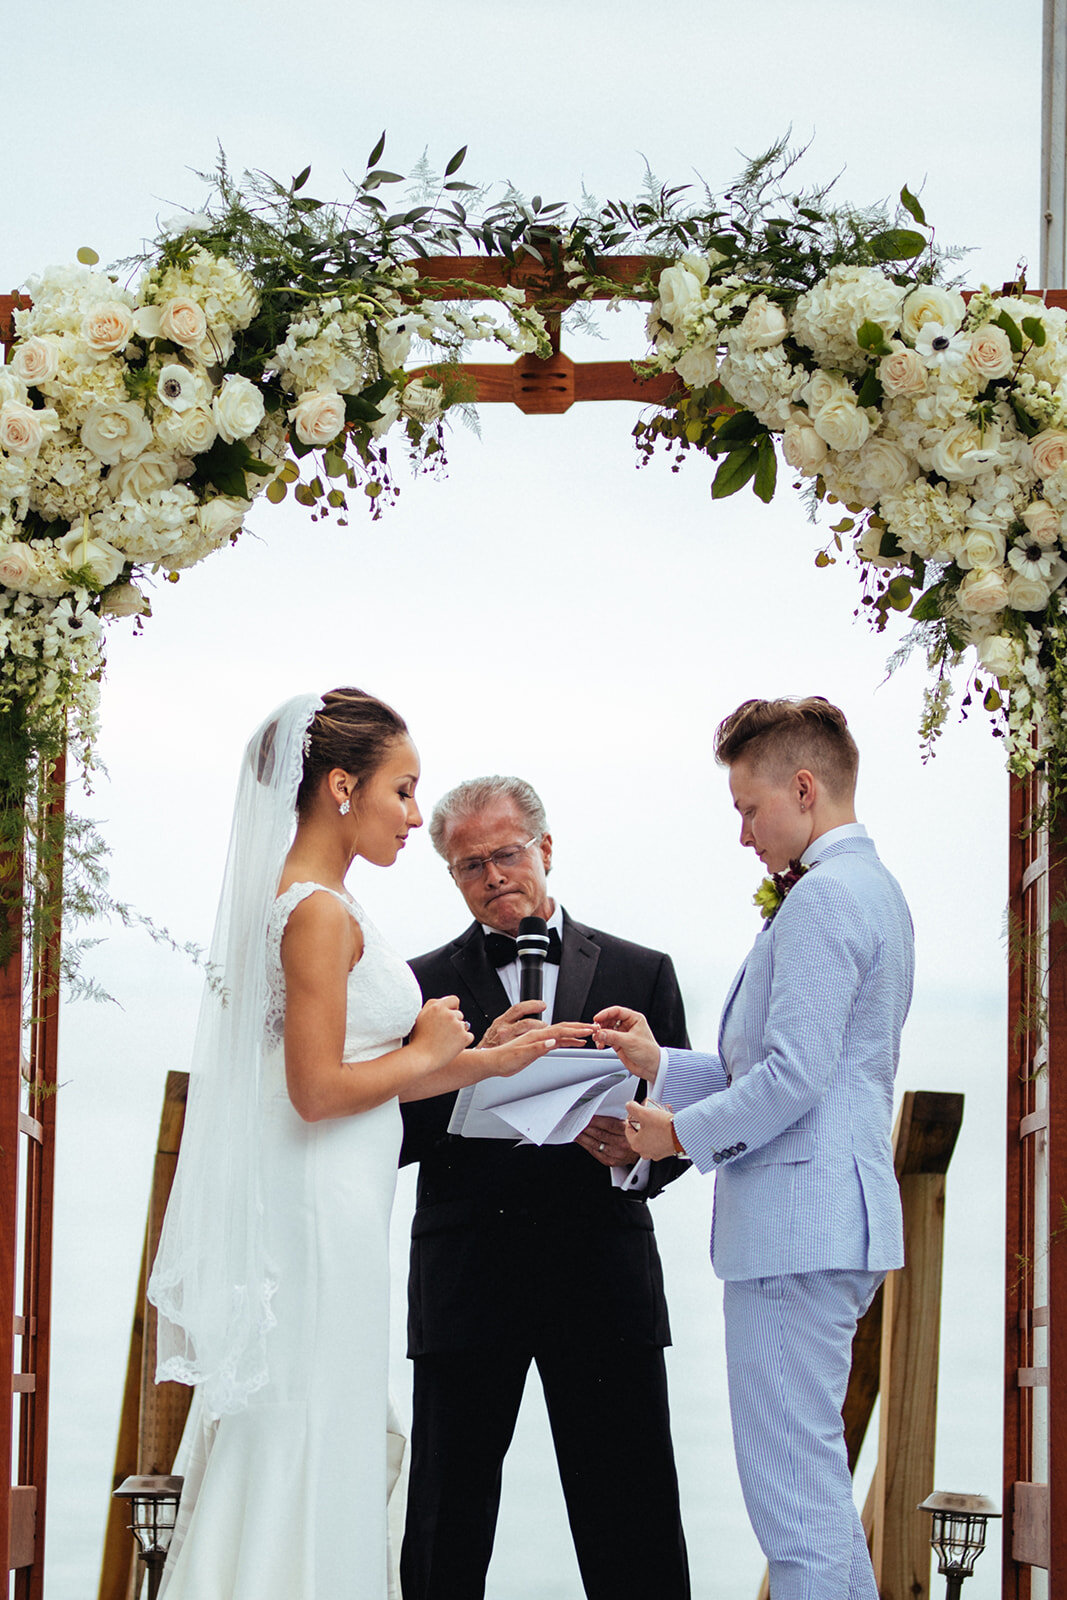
[265,882,422,1064]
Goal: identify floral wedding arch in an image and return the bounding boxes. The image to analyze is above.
[1,138,1066,1592]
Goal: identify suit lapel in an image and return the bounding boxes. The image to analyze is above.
[553,913,600,1025]
[717,950,754,1058]
[449,924,511,1035]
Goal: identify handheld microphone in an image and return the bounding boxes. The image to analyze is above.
[517,916,550,1003]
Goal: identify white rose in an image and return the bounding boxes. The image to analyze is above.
[156,364,204,413]
[930,421,1004,482]
[1022,500,1062,547]
[966,326,1014,382]
[0,402,56,457]
[656,265,704,331]
[900,285,967,342]
[133,305,162,340]
[57,525,126,588]
[9,336,60,387]
[738,295,787,349]
[856,523,901,569]
[855,438,912,496]
[175,407,217,455]
[213,375,266,444]
[0,369,27,407]
[956,526,1007,571]
[109,451,181,499]
[976,633,1023,679]
[1007,570,1055,612]
[199,496,248,544]
[811,393,872,452]
[99,581,149,617]
[81,400,153,464]
[679,250,711,286]
[878,346,927,398]
[673,344,720,389]
[82,303,134,355]
[782,420,828,475]
[158,297,208,348]
[290,391,346,448]
[801,370,849,412]
[958,567,1010,615]
[0,544,38,590]
[1030,429,1067,478]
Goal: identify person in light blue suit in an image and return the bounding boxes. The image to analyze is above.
[595,696,913,1600]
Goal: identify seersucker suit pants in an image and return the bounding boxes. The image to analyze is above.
[723,1269,883,1600]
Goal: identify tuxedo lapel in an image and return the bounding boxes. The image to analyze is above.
[449,925,511,1035]
[553,914,600,1025]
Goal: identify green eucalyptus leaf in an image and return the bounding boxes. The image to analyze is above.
[1022,316,1048,347]
[887,576,914,611]
[868,228,928,261]
[76,247,99,266]
[899,185,927,227]
[711,445,760,499]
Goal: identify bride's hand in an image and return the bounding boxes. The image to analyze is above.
[476,1021,592,1079]
[410,995,474,1068]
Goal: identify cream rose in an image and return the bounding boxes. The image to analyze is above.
[158,297,208,348]
[109,451,181,500]
[855,438,912,496]
[81,401,153,464]
[0,402,54,457]
[199,496,248,544]
[290,391,346,447]
[656,265,704,331]
[900,285,967,342]
[929,421,1003,482]
[958,567,1010,615]
[9,337,60,388]
[1030,429,1067,478]
[674,344,719,389]
[738,295,787,349]
[0,370,27,407]
[175,407,217,455]
[1021,499,1061,547]
[213,375,266,444]
[810,394,871,453]
[966,326,1014,382]
[976,633,1023,678]
[82,303,134,355]
[955,525,1007,571]
[878,346,927,397]
[782,421,828,475]
[801,370,849,412]
[679,250,712,286]
[99,581,149,618]
[1007,570,1055,612]
[0,543,38,590]
[57,525,126,588]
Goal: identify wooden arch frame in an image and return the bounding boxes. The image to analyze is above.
[0,263,1060,1600]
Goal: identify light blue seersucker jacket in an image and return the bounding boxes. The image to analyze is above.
[660,831,913,1281]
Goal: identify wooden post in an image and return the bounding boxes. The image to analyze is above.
[98,1074,190,1600]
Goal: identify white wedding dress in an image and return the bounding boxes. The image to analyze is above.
[160,883,422,1600]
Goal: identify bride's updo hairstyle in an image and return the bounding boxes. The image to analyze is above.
[714,696,859,800]
[295,687,409,817]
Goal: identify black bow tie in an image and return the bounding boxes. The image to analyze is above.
[484,928,563,968]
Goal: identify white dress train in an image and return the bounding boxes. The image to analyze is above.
[160,884,422,1600]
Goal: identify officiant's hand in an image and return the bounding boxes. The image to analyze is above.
[478,999,548,1048]
[591,1006,661,1080]
[575,1114,634,1168]
[624,1099,676,1161]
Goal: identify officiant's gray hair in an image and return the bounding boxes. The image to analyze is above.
[429,776,547,858]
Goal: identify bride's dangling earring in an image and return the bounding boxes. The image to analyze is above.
[339,796,350,816]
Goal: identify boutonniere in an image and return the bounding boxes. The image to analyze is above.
[753,860,809,923]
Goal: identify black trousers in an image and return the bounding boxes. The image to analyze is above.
[400,1342,690,1600]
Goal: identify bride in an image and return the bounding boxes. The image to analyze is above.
[148,689,580,1599]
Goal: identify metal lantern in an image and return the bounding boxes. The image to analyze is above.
[113,1475,183,1600]
[918,1491,1001,1599]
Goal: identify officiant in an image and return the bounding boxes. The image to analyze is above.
[399,776,691,1600]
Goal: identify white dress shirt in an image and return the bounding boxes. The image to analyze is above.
[480,902,564,1020]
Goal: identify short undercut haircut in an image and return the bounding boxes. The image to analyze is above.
[429,776,547,860]
[714,697,859,800]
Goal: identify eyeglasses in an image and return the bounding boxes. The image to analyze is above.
[449,837,541,885]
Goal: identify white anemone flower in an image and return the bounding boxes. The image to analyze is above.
[914,321,971,375]
[1009,540,1065,584]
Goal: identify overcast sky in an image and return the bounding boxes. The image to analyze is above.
[2,3,1046,1596]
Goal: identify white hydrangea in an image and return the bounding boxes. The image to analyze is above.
[790,266,906,375]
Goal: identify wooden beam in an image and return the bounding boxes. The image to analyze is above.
[137,1073,191,1476]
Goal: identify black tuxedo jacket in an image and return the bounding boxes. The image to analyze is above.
[401,911,690,1356]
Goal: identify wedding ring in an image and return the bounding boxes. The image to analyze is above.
[598,1141,606,1153]
[628,1118,641,1132]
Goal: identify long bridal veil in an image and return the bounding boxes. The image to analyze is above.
[147,691,323,1419]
